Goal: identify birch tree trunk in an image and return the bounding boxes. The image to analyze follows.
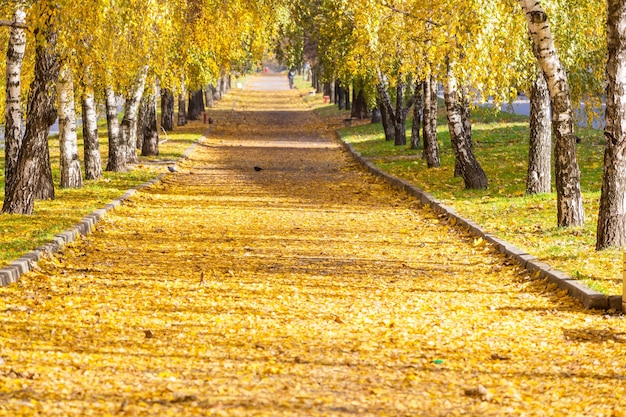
[26,24,57,202]
[81,89,102,180]
[597,0,626,249]
[411,81,425,150]
[213,80,222,101]
[519,0,584,227]
[394,82,408,146]
[105,85,126,172]
[2,25,59,214]
[161,88,174,131]
[351,81,368,119]
[57,64,82,188]
[4,7,26,195]
[187,89,204,120]
[422,76,440,168]
[376,89,395,141]
[35,146,55,201]
[121,65,148,164]
[177,89,187,126]
[219,75,228,97]
[444,60,488,189]
[140,91,159,157]
[204,84,214,109]
[526,69,552,194]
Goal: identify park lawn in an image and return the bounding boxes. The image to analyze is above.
[0,119,205,268]
[315,93,620,296]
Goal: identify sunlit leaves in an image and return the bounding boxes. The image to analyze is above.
[0,0,280,114]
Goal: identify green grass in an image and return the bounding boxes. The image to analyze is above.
[0,119,204,267]
[337,102,622,296]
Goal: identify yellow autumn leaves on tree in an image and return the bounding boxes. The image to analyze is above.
[0,0,280,117]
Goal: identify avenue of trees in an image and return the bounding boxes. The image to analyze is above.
[1,0,626,252]
[0,0,275,213]
[276,0,626,251]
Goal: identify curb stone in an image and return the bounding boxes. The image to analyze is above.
[0,131,206,288]
[339,135,618,311]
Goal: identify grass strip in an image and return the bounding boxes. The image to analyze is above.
[0,119,207,268]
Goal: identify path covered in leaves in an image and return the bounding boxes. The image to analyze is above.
[1,74,626,416]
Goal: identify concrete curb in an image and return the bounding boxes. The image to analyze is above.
[0,134,205,288]
[339,136,619,311]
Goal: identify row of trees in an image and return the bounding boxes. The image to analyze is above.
[0,0,276,215]
[276,0,626,251]
[2,0,626,251]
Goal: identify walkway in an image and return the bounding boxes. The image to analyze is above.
[0,74,625,416]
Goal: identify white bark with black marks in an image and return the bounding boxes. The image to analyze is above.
[204,85,214,109]
[376,88,396,141]
[57,64,82,188]
[212,81,221,101]
[393,82,411,146]
[526,69,552,194]
[4,7,26,194]
[105,85,126,172]
[444,60,488,189]
[82,89,102,180]
[519,0,584,226]
[2,24,59,214]
[121,65,148,164]
[422,76,440,168]
[597,0,626,249]
[140,90,159,157]
[411,81,425,150]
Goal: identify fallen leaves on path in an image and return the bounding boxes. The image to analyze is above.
[1,75,626,416]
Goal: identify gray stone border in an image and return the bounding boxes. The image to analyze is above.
[339,137,620,311]
[0,136,204,288]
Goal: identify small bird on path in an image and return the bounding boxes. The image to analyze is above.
[168,166,177,173]
[254,166,263,172]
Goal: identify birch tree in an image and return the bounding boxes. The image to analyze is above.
[57,63,82,188]
[3,6,26,196]
[596,0,626,249]
[81,80,102,180]
[518,0,584,227]
[139,87,159,157]
[3,9,59,214]
[411,81,424,150]
[122,65,148,164]
[422,75,440,168]
[526,69,551,194]
[104,84,126,172]
[444,58,488,189]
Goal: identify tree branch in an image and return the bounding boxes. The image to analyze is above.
[0,19,28,29]
[377,1,441,26]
